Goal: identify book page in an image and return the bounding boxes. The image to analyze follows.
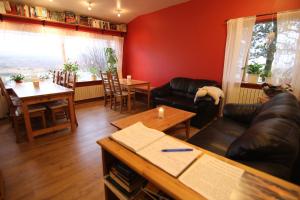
[137,136,202,177]
[111,122,165,152]
[179,154,244,200]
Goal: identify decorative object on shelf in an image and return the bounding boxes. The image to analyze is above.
[262,83,293,98]
[246,63,263,83]
[89,66,99,80]
[105,47,118,73]
[158,107,165,119]
[65,11,77,24]
[63,61,79,74]
[260,70,272,83]
[10,73,25,83]
[49,11,65,22]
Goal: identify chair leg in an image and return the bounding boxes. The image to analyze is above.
[51,110,57,125]
[114,97,117,110]
[13,117,21,143]
[41,112,47,128]
[104,94,107,106]
[120,97,123,113]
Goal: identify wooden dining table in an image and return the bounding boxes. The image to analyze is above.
[119,79,151,112]
[6,81,76,142]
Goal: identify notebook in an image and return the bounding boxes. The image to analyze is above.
[111,122,201,177]
[137,136,202,177]
[179,154,245,200]
[110,122,165,152]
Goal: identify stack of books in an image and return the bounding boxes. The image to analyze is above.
[106,162,145,198]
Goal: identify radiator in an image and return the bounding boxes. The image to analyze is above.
[236,87,264,104]
[74,85,104,101]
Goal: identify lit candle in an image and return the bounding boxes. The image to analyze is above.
[127,75,132,81]
[158,107,165,119]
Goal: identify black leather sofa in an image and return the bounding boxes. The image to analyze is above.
[188,93,300,184]
[151,77,220,128]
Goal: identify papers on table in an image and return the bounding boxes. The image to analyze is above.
[179,154,245,200]
[111,122,201,177]
[138,136,202,177]
[111,122,165,152]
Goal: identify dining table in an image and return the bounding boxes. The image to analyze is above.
[5,81,76,142]
[119,79,151,112]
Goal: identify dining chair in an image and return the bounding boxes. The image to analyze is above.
[48,72,78,126]
[110,72,135,113]
[100,71,114,108]
[58,71,67,86]
[0,78,47,142]
[53,70,60,84]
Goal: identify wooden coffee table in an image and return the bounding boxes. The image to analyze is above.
[111,106,196,139]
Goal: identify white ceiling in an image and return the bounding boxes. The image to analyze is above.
[13,0,190,23]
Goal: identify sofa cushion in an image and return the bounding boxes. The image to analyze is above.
[188,118,247,156]
[170,78,191,93]
[154,96,199,112]
[226,118,299,168]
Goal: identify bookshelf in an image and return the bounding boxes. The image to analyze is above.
[98,137,300,200]
[0,13,126,36]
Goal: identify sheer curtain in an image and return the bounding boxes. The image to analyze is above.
[222,17,256,104]
[272,10,300,99]
[0,21,124,78]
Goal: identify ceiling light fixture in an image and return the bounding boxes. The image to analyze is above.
[117,9,121,17]
[88,2,92,11]
[49,0,53,2]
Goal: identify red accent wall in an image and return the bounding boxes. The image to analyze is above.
[123,0,300,86]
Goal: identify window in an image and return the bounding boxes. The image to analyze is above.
[0,22,123,80]
[243,20,277,83]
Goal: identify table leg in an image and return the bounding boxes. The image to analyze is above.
[127,86,132,112]
[185,120,191,139]
[22,102,33,142]
[147,83,150,109]
[68,95,76,132]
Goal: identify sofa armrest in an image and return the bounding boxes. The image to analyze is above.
[223,103,261,124]
[151,83,171,98]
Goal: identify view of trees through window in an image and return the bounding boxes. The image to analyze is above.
[246,20,277,80]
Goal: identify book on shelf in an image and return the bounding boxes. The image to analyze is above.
[79,15,89,26]
[23,5,29,17]
[29,6,35,18]
[142,183,173,200]
[35,6,47,19]
[91,19,100,28]
[110,122,202,177]
[0,1,5,14]
[65,11,77,24]
[49,11,65,22]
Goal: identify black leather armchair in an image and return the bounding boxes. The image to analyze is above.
[188,93,300,184]
[151,77,221,128]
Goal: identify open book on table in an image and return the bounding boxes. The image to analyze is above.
[110,122,202,177]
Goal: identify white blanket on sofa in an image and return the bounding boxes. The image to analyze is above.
[194,86,224,105]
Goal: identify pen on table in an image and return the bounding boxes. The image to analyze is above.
[161,148,193,152]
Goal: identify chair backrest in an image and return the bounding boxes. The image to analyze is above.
[0,78,13,108]
[110,71,122,96]
[58,71,67,86]
[100,71,113,96]
[53,70,60,84]
[66,72,76,90]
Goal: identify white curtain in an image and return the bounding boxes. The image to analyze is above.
[272,10,300,98]
[0,21,124,78]
[222,17,256,104]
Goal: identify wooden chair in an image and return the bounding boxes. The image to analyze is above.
[110,72,135,113]
[100,71,114,108]
[48,72,78,126]
[0,78,47,142]
[52,70,60,84]
[58,71,67,86]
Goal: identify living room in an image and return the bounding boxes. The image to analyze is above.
[0,0,300,199]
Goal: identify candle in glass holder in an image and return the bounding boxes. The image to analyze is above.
[158,107,165,119]
[32,75,40,88]
[127,75,132,81]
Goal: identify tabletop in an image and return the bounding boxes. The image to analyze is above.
[7,81,73,99]
[111,105,196,131]
[119,79,150,86]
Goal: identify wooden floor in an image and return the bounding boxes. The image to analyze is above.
[0,100,198,200]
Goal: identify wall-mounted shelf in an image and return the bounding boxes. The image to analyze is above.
[0,13,126,37]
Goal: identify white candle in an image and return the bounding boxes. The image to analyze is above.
[127,75,132,81]
[158,107,165,119]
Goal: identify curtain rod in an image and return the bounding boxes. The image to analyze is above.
[225,12,276,23]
